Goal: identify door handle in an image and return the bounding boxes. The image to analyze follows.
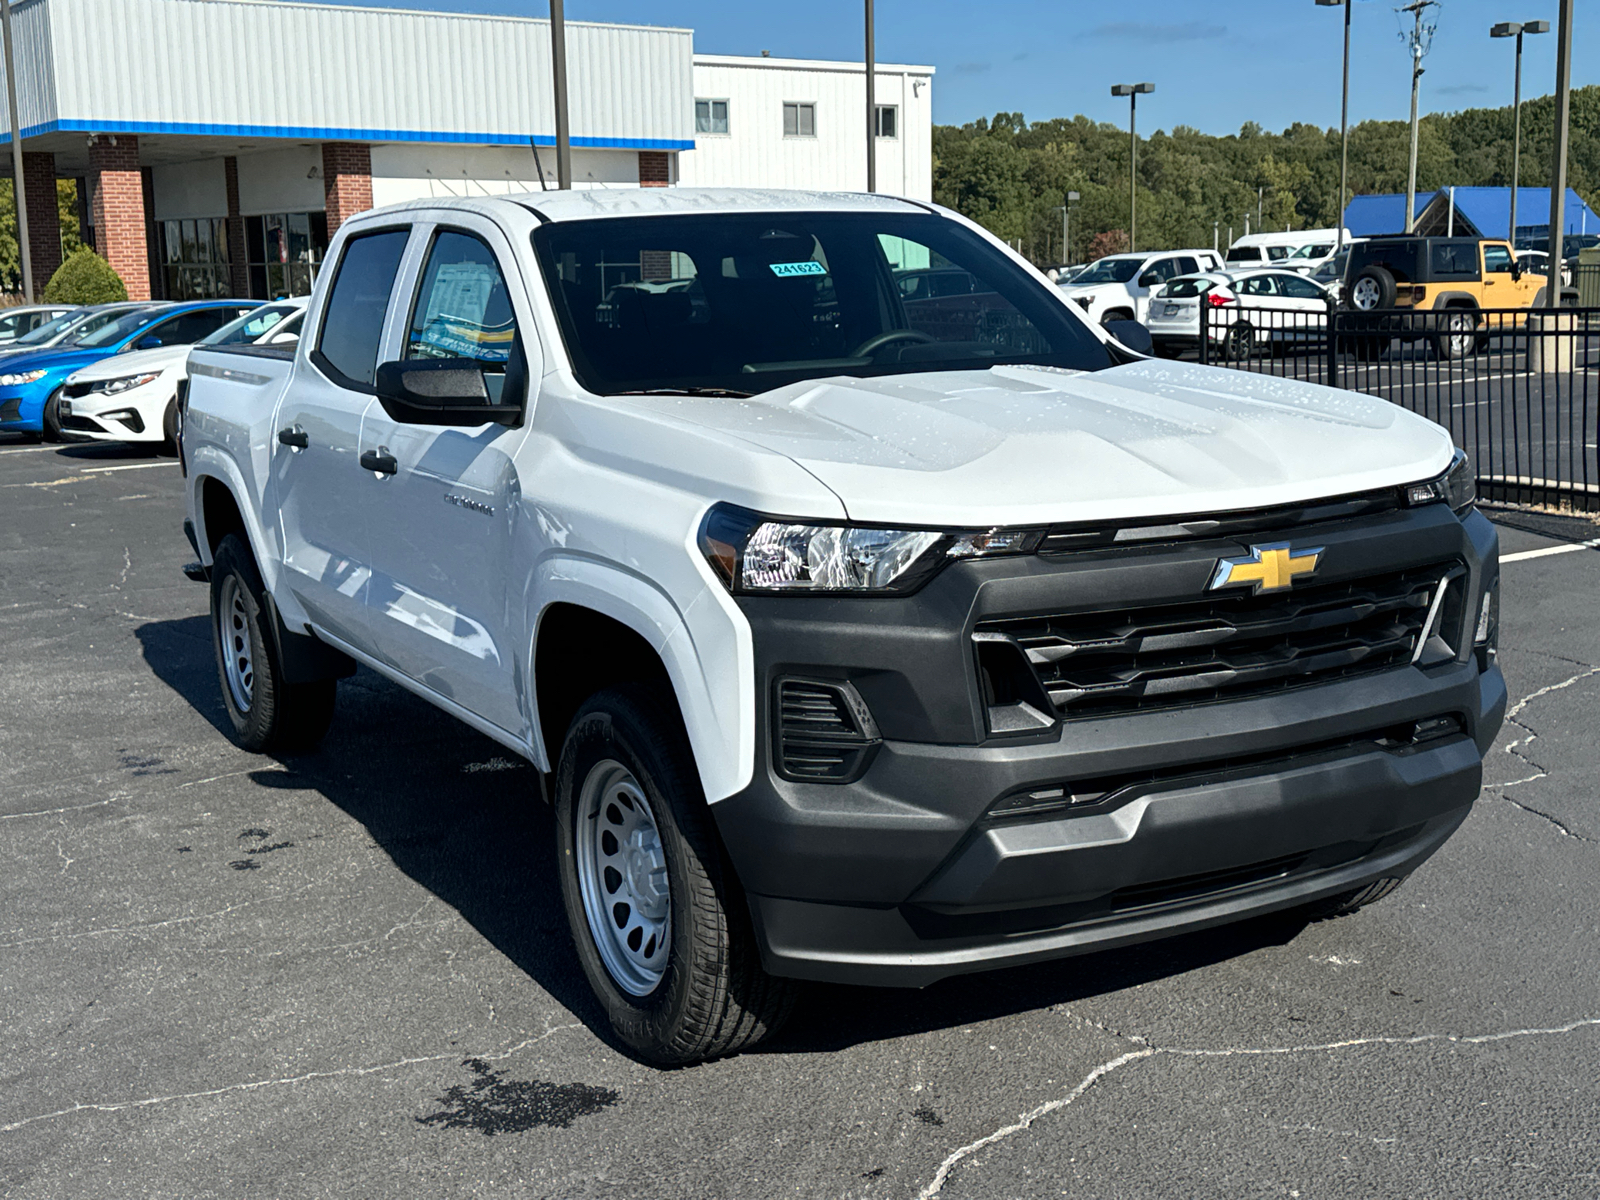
[277,425,308,449]
[360,448,397,476]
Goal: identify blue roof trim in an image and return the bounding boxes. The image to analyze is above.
[0,118,692,151]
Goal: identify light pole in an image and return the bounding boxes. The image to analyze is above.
[1055,190,1079,264]
[1492,20,1548,247]
[865,0,875,193]
[549,0,571,188]
[1316,0,1352,250]
[1111,83,1153,252]
[1,0,32,300]
[1545,0,1573,308]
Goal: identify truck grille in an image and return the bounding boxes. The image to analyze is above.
[977,563,1458,719]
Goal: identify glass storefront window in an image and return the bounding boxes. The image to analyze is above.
[247,211,327,299]
[159,216,231,300]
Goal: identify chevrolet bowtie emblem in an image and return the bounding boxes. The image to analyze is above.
[1209,542,1323,593]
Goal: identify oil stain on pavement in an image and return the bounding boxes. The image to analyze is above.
[416,1058,620,1135]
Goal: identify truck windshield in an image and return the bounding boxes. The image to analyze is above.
[1071,258,1143,284]
[533,212,1111,396]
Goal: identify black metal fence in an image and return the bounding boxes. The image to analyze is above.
[1197,302,1600,511]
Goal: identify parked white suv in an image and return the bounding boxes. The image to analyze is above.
[1057,249,1223,325]
[180,189,1503,1066]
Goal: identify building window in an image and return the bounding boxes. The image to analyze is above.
[244,211,329,299]
[875,105,897,139]
[695,99,729,135]
[159,217,230,300]
[783,102,816,138]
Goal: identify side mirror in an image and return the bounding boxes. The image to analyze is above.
[375,356,523,427]
[1511,262,1523,281]
[1138,271,1161,287]
[1103,318,1154,356]
[134,335,162,351]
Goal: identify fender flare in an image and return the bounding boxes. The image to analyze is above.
[527,554,754,803]
[187,449,301,626]
[1429,292,1480,312]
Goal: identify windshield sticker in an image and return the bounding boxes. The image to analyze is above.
[769,261,826,277]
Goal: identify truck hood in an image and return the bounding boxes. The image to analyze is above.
[635,362,1456,527]
[67,345,188,383]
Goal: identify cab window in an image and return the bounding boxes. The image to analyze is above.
[314,228,411,388]
[404,231,517,366]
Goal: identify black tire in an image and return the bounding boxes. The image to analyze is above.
[209,533,336,753]
[1153,342,1184,360]
[1433,308,1478,361]
[1304,875,1408,921]
[40,387,64,443]
[159,398,179,456]
[1348,265,1396,312]
[555,684,795,1066]
[1224,321,1255,361]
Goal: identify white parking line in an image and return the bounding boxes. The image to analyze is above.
[78,461,177,474]
[0,443,66,454]
[1501,538,1600,564]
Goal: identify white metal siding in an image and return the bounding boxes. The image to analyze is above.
[680,56,933,200]
[24,0,692,147]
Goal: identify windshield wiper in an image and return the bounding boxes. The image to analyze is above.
[609,386,755,399]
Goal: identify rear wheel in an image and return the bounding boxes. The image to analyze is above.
[1224,320,1255,361]
[210,533,336,752]
[555,684,795,1066]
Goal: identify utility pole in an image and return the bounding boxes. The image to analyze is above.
[1111,83,1154,252]
[864,0,875,193]
[1399,0,1438,234]
[1317,0,1353,249]
[2,0,33,301]
[1545,0,1573,307]
[549,0,572,189]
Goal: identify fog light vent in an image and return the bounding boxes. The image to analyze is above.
[774,679,880,784]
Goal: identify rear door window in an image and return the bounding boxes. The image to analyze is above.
[1430,242,1479,278]
[314,229,411,389]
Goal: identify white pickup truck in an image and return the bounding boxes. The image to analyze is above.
[181,189,1504,1066]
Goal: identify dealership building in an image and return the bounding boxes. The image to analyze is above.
[1,0,933,300]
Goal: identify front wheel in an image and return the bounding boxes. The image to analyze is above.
[555,685,795,1066]
[210,533,336,752]
[40,388,64,443]
[1304,874,1408,921]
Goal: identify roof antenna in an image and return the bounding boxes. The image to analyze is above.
[529,136,549,192]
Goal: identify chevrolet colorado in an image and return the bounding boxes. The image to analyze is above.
[180,189,1504,1065]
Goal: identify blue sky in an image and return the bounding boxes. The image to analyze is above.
[353,1,1594,136]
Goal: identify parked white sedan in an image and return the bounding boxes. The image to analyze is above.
[1146,270,1332,360]
[59,299,305,449]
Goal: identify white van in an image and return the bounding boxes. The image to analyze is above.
[1225,230,1348,272]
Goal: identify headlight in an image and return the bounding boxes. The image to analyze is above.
[92,372,160,395]
[698,504,1042,594]
[1403,449,1475,514]
[0,369,46,386]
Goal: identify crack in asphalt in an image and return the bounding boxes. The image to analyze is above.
[1490,665,1600,842]
[0,1022,585,1135]
[916,1017,1600,1198]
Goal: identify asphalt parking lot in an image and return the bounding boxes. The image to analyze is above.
[1,434,1597,1199]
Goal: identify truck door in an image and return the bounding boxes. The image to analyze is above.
[358,222,534,736]
[273,226,412,654]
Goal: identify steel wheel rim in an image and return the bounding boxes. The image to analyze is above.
[1446,314,1472,356]
[575,759,670,997]
[218,575,254,713]
[1352,277,1380,310]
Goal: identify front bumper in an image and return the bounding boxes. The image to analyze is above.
[0,382,51,432]
[711,505,1504,987]
[57,382,169,442]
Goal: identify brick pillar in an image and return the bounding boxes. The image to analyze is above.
[224,156,249,297]
[22,152,61,287]
[89,136,150,300]
[638,151,670,187]
[321,142,373,236]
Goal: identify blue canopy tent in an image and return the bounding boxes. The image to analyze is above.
[1343,188,1600,247]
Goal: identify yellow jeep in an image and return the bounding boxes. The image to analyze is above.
[1345,235,1552,358]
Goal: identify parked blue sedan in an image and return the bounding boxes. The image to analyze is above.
[0,300,260,440]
